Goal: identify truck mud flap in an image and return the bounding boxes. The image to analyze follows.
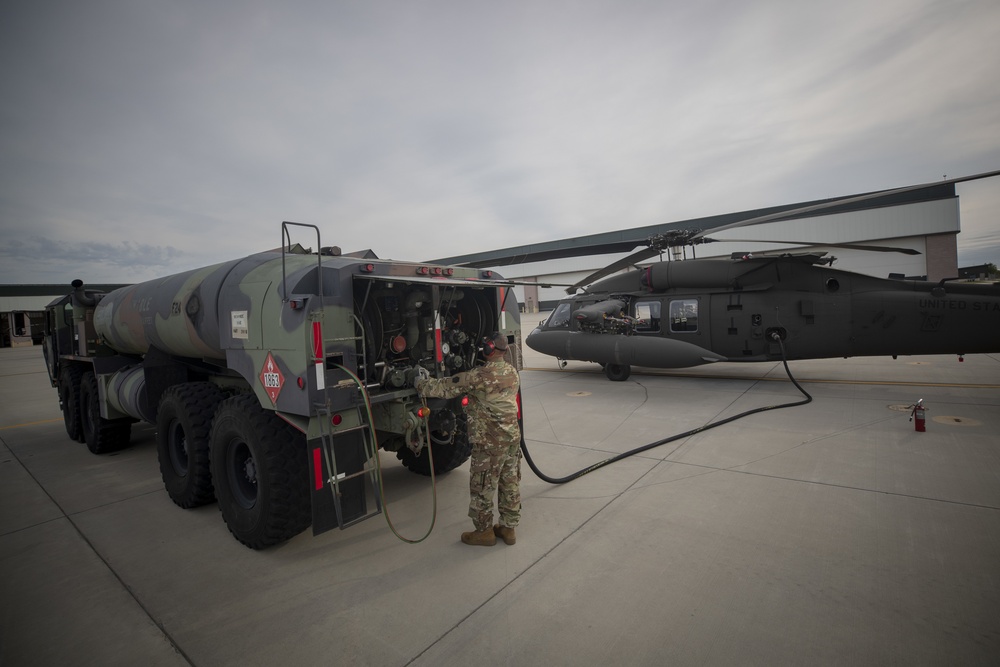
[309,430,370,535]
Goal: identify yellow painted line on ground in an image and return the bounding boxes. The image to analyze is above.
[521,366,1000,389]
[0,417,62,430]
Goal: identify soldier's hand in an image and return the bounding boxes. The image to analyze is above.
[410,366,430,389]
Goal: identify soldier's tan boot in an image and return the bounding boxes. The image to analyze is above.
[461,528,496,546]
[493,524,516,545]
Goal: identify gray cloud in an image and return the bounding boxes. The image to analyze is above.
[2,0,999,284]
[0,235,188,284]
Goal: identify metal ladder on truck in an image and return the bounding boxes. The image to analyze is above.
[311,293,384,531]
[281,220,383,531]
[314,389,383,530]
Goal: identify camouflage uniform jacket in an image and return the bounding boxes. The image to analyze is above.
[418,360,520,444]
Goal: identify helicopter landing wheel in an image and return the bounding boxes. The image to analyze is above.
[604,363,631,382]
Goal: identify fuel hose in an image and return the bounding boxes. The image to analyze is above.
[335,364,438,543]
[520,334,812,484]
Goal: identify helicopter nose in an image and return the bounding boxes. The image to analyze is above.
[525,327,544,353]
[525,328,562,356]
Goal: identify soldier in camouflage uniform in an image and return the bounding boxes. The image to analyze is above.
[416,332,521,546]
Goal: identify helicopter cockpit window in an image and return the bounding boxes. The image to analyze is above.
[545,302,573,329]
[669,299,698,333]
[634,300,661,332]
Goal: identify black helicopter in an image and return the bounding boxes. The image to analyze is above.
[525,171,1000,381]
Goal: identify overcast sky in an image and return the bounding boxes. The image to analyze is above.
[2,0,999,285]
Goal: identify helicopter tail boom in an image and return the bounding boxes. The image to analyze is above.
[525,329,727,368]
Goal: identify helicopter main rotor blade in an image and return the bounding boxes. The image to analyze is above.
[566,246,662,294]
[702,238,921,255]
[690,169,1000,240]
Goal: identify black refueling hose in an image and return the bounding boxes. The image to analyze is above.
[520,334,812,485]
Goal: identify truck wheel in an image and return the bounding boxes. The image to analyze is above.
[59,365,84,442]
[210,394,311,549]
[79,372,132,454]
[604,363,631,382]
[157,383,224,509]
[396,412,473,475]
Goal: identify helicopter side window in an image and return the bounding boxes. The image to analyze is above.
[634,300,661,332]
[545,302,573,328]
[669,299,698,333]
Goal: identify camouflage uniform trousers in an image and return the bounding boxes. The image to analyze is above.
[468,431,521,532]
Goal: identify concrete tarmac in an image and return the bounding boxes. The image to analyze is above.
[2,312,999,666]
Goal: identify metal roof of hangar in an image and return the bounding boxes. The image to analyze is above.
[429,183,957,268]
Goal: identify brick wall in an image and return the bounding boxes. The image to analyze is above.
[925,233,958,282]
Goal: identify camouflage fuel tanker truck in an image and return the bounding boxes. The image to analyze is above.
[42,223,522,549]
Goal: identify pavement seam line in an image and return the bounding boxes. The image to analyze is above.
[406,447,666,665]
[2,439,197,666]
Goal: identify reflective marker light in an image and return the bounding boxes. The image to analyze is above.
[332,414,343,426]
[461,395,469,407]
[417,407,431,419]
[360,263,375,273]
[417,266,430,275]
[481,270,493,278]
[312,321,323,361]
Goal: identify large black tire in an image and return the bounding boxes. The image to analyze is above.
[209,394,311,549]
[604,363,631,382]
[396,412,473,476]
[79,371,132,454]
[59,364,84,442]
[156,382,224,509]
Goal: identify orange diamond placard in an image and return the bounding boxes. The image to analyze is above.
[259,352,284,404]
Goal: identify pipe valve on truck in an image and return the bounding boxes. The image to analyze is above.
[41,222,521,549]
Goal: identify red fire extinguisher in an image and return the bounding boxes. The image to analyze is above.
[909,399,927,432]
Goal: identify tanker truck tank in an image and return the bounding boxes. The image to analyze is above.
[93,249,330,362]
[93,257,244,359]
